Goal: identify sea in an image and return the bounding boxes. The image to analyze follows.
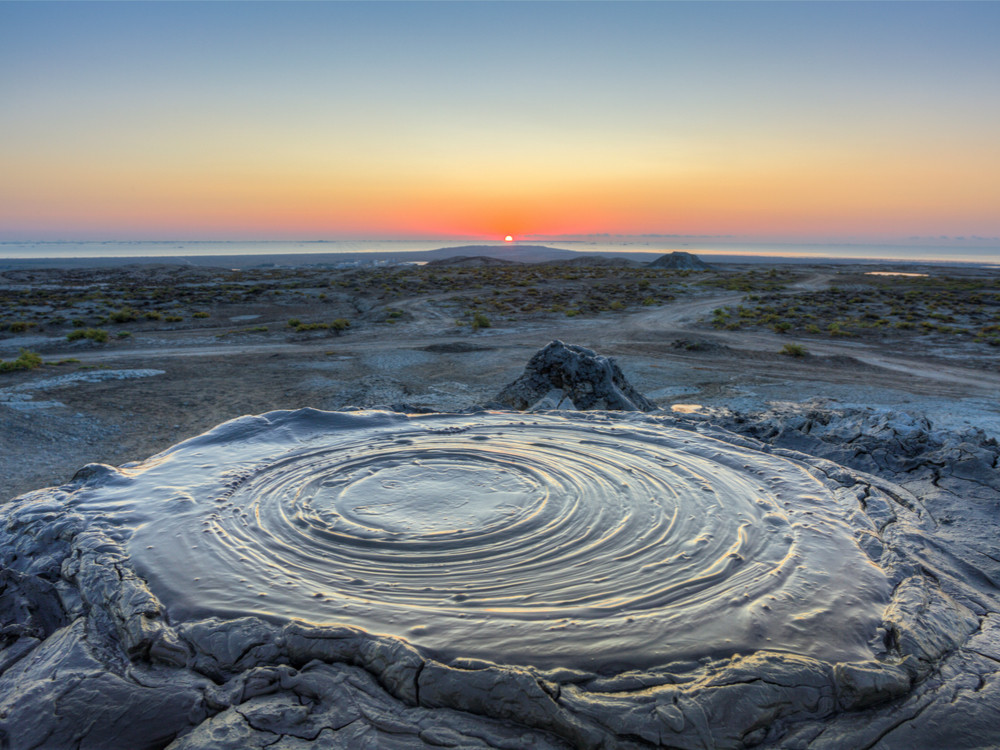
[1,238,998,267]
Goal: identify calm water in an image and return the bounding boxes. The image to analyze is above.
[1,238,998,265]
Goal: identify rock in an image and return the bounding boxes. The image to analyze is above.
[493,341,656,411]
[527,388,578,411]
[646,251,711,270]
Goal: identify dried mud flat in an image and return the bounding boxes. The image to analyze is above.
[2,257,1000,749]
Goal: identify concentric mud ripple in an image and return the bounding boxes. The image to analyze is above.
[83,410,890,669]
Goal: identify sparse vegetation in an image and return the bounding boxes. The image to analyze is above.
[0,348,43,372]
[779,343,808,357]
[67,328,109,343]
[107,307,139,323]
[5,321,37,333]
[705,274,1000,343]
[699,268,794,292]
[288,318,350,335]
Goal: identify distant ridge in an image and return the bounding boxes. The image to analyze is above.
[425,255,522,267]
[424,245,578,263]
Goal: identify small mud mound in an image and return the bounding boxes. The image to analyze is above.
[647,251,712,270]
[494,340,655,411]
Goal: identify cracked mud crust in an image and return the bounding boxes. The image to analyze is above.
[1,408,998,750]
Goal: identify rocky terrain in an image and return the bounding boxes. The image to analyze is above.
[2,254,999,748]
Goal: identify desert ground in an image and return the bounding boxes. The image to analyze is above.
[2,252,1000,749]
[2,253,998,500]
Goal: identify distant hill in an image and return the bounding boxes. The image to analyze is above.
[423,245,579,263]
[647,251,712,270]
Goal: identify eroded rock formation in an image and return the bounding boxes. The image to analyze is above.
[493,340,656,412]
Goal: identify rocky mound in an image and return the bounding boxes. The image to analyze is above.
[647,251,711,270]
[492,340,656,411]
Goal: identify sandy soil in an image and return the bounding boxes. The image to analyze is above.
[2,258,998,500]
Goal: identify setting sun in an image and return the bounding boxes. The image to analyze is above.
[504,235,513,242]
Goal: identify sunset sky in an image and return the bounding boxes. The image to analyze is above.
[2,1,999,243]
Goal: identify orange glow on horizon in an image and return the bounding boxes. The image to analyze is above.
[2,138,998,241]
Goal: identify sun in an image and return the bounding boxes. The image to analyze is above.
[504,235,513,242]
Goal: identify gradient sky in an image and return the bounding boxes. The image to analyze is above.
[2,1,999,242]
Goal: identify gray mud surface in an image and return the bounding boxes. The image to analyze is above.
[2,258,1000,748]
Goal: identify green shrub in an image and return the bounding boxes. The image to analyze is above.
[0,349,43,372]
[7,321,36,333]
[779,343,808,357]
[117,331,132,339]
[471,312,491,330]
[67,328,109,343]
[192,311,210,319]
[165,315,183,322]
[144,311,162,320]
[108,308,138,323]
[287,318,301,328]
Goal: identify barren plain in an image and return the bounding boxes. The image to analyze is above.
[2,253,1000,749]
[2,255,998,500]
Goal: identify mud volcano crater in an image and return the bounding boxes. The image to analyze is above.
[0,408,982,749]
[110,411,891,669]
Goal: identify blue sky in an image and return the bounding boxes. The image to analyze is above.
[2,1,999,241]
